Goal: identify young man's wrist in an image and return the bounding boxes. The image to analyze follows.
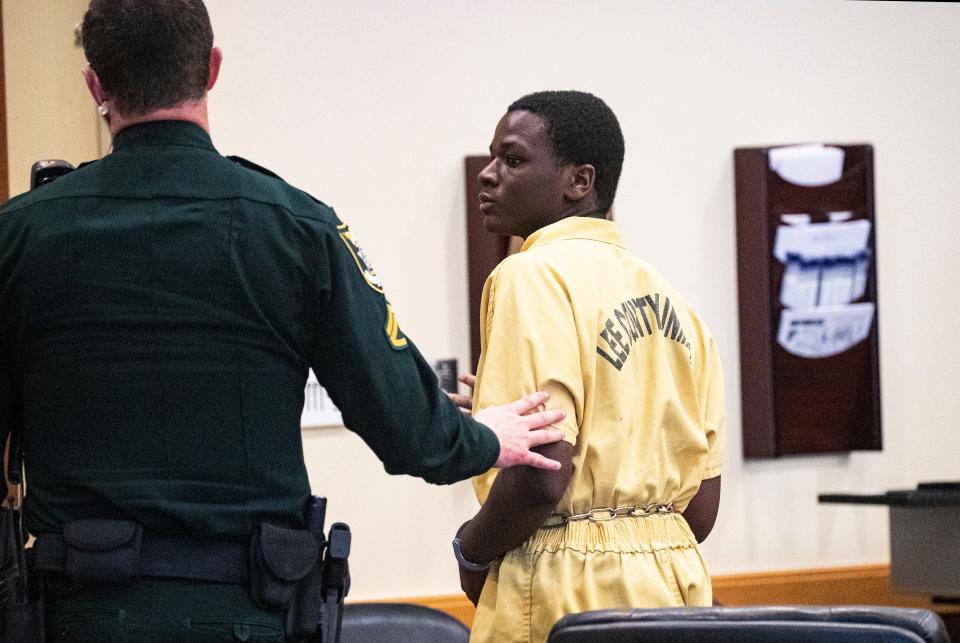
[452,536,494,571]
[453,520,497,571]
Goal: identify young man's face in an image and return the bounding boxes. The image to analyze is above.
[477,110,570,239]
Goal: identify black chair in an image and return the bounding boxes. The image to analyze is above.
[547,606,951,643]
[339,602,470,643]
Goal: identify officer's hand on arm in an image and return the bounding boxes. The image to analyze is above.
[474,391,564,471]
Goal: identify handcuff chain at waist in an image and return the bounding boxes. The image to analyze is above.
[545,502,675,527]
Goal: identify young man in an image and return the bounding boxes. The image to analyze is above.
[453,91,726,643]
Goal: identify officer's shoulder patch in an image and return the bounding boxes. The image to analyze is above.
[337,223,384,293]
[384,301,408,350]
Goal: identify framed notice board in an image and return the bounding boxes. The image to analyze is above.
[734,143,882,459]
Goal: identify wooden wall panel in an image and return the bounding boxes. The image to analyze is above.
[734,145,882,458]
[464,155,511,371]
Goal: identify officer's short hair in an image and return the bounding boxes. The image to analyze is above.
[508,91,625,215]
[82,0,214,116]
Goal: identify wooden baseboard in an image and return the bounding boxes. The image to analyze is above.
[358,564,959,629]
[712,564,958,610]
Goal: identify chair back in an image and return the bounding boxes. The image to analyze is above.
[340,602,469,643]
[547,606,950,643]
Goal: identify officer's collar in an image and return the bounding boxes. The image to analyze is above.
[112,120,217,152]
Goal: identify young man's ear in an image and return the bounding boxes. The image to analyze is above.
[565,164,596,202]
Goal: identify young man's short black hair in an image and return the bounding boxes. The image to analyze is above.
[508,91,625,215]
[82,0,214,116]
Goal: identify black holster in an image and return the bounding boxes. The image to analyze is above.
[281,497,351,643]
[0,507,18,609]
[1,508,44,643]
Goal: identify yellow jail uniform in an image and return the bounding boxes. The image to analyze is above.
[470,216,726,643]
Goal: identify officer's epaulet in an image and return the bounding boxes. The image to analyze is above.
[228,155,331,210]
[227,155,284,181]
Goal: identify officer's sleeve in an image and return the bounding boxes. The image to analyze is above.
[0,352,18,482]
[308,220,500,485]
[0,215,22,488]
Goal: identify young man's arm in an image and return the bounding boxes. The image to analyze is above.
[686,324,726,544]
[456,440,574,604]
[456,258,582,603]
[683,475,721,542]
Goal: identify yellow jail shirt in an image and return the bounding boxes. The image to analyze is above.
[470,216,726,643]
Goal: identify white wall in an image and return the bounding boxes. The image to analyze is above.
[206,0,960,599]
[2,0,99,197]
[6,0,959,601]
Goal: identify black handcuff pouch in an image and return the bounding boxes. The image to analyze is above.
[62,519,142,584]
[248,523,318,611]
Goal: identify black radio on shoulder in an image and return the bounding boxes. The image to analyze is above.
[30,160,75,190]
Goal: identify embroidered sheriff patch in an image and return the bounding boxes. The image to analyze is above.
[338,223,384,293]
[337,223,407,350]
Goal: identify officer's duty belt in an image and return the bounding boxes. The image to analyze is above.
[32,529,248,585]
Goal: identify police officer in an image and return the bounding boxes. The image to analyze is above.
[0,1,564,640]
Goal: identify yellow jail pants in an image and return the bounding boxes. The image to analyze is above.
[469,513,711,643]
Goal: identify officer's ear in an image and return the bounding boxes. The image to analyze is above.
[82,65,107,110]
[207,47,223,92]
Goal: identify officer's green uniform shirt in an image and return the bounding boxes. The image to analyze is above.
[0,120,499,542]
